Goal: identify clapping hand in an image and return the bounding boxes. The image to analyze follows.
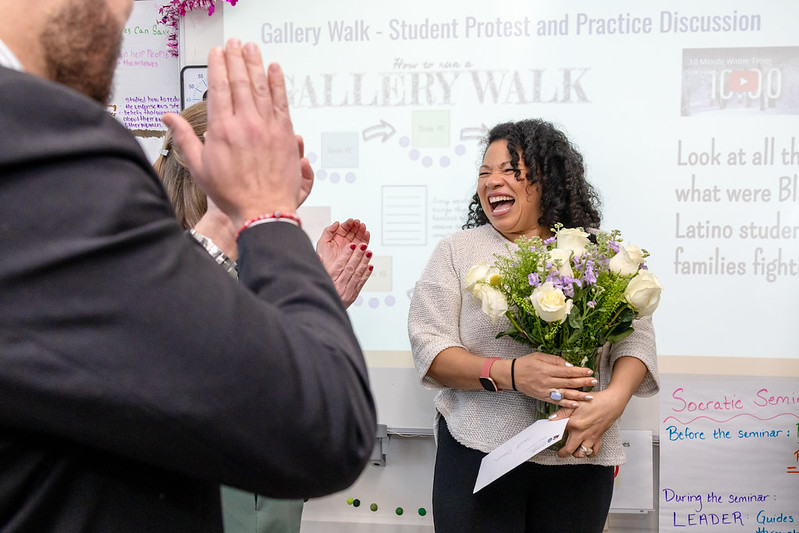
[164,40,302,228]
[317,219,373,307]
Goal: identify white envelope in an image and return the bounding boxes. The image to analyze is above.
[474,418,569,493]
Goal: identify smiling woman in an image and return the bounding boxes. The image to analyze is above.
[465,119,602,233]
[408,118,659,533]
[477,139,544,242]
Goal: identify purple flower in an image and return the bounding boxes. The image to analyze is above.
[543,236,556,246]
[608,241,620,253]
[528,272,540,286]
[583,267,597,285]
[587,300,597,308]
[595,255,611,269]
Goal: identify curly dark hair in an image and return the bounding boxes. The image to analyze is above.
[463,119,602,231]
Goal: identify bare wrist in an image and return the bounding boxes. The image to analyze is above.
[600,386,634,418]
[194,211,237,260]
[489,359,514,391]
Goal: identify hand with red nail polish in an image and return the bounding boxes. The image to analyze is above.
[316,218,373,307]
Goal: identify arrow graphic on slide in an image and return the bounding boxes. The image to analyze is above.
[460,124,489,141]
[362,120,396,142]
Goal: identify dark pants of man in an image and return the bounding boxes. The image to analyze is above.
[433,417,615,533]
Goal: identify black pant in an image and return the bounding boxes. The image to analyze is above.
[433,417,614,533]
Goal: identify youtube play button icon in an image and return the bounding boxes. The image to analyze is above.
[728,71,759,92]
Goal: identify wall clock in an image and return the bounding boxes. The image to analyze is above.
[180,65,208,109]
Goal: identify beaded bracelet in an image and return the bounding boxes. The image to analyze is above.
[236,211,302,241]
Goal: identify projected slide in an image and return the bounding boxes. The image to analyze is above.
[225,1,798,359]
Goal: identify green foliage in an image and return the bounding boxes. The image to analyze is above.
[490,229,644,366]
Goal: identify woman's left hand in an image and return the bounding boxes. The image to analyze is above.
[553,389,627,459]
[550,356,649,459]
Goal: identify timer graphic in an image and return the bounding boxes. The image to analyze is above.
[180,65,208,110]
[707,67,782,105]
[680,46,799,116]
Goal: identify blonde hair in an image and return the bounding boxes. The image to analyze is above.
[153,101,208,230]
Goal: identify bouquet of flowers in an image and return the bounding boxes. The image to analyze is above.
[465,225,663,421]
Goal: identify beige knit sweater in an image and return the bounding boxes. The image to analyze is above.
[408,224,659,466]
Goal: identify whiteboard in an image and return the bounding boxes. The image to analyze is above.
[659,375,799,531]
[112,0,181,162]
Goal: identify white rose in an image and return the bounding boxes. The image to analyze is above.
[547,248,573,278]
[473,284,508,322]
[556,228,590,257]
[624,271,663,316]
[465,261,500,295]
[609,245,644,276]
[530,282,574,323]
[626,245,645,264]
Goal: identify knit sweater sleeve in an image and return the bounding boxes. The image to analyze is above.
[408,236,466,390]
[608,314,659,397]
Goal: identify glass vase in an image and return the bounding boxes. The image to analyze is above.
[534,346,601,451]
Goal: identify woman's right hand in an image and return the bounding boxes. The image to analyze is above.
[513,352,597,409]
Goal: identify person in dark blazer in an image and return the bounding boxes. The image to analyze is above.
[0,1,376,532]
[155,100,374,533]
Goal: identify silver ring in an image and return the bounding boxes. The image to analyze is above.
[579,444,593,456]
[549,389,563,401]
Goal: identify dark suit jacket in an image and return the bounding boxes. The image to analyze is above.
[0,66,376,532]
